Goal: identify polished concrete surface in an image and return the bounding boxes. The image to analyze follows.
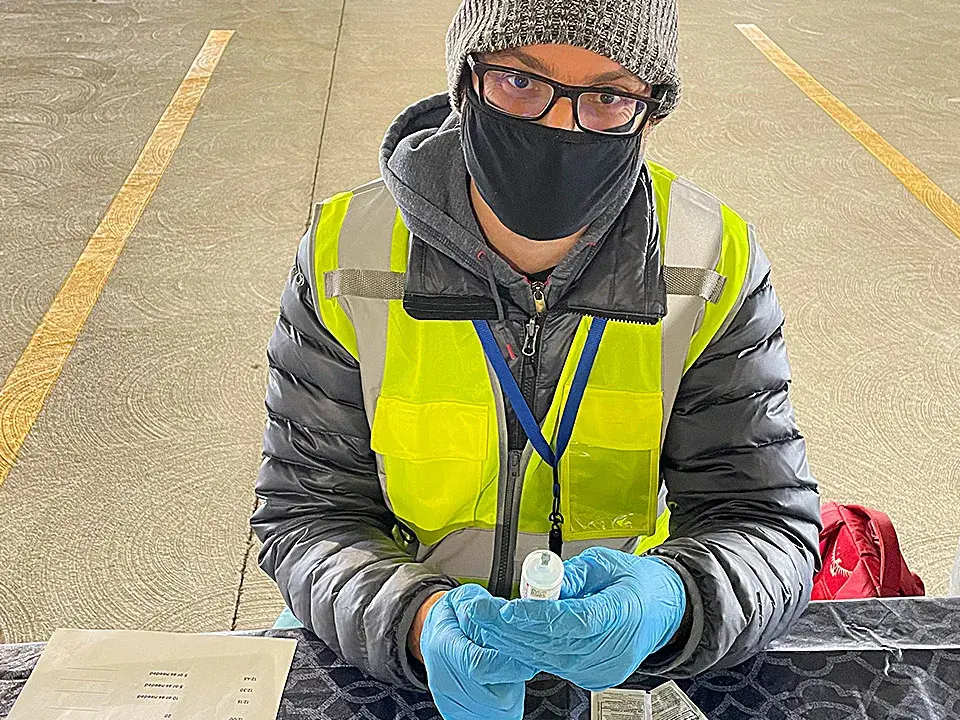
[0,0,957,642]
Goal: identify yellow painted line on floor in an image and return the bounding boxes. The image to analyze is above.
[0,30,234,487]
[736,23,960,240]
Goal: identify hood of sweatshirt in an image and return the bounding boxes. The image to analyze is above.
[378,93,666,323]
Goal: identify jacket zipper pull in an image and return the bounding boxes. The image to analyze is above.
[521,282,547,357]
[508,449,522,480]
[531,282,547,316]
[521,317,540,357]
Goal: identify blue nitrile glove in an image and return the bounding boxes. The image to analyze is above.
[421,583,538,720]
[462,547,687,692]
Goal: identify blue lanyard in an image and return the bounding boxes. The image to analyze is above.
[473,317,607,553]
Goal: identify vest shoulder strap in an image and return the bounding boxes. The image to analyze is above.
[662,175,753,373]
[654,169,753,443]
[308,180,404,360]
[320,172,732,305]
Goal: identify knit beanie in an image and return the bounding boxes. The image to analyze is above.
[446,0,681,118]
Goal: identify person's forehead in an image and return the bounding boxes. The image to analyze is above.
[481,44,649,90]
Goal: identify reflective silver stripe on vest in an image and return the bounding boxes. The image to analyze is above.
[415,526,639,580]
[328,180,402,511]
[325,266,725,303]
[659,177,724,443]
[657,481,668,518]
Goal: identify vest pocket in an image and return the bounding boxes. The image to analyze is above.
[371,396,490,540]
[560,387,662,540]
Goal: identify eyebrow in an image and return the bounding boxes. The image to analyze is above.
[496,47,648,92]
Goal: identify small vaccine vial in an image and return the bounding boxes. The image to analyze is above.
[520,550,564,601]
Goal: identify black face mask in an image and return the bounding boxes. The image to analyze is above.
[461,90,643,241]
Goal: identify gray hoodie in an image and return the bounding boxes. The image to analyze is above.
[252,94,821,691]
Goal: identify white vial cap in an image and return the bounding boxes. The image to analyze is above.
[520,550,564,600]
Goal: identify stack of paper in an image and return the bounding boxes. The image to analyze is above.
[7,629,297,720]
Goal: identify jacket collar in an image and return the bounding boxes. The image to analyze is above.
[401,165,666,325]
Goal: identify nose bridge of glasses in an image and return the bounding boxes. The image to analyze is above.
[539,92,578,131]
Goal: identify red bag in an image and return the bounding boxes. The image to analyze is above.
[811,502,925,600]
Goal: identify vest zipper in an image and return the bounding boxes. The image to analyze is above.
[491,448,524,596]
[490,282,548,597]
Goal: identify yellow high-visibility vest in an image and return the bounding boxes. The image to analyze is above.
[308,163,752,592]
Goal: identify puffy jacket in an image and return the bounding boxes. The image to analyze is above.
[251,94,821,691]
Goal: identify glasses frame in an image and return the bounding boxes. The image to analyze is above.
[466,55,663,136]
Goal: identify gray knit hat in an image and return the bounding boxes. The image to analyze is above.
[446,0,681,118]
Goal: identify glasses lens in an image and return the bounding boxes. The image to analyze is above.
[578,92,645,134]
[482,70,554,118]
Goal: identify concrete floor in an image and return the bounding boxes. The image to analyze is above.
[0,0,957,643]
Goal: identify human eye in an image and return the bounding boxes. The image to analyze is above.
[584,91,631,110]
[504,72,534,91]
[484,70,552,116]
[593,88,633,104]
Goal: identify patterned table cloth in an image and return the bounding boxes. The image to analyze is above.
[3,598,959,719]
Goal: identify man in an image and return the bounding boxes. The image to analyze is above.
[252,0,821,718]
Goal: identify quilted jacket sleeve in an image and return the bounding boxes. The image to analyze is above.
[641,235,822,676]
[251,233,458,690]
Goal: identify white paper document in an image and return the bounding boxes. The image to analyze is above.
[7,628,297,720]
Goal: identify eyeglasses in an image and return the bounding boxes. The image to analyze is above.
[467,55,662,136]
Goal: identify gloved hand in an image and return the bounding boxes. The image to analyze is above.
[421,583,538,720]
[463,547,687,692]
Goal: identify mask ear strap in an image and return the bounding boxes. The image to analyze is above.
[456,57,478,111]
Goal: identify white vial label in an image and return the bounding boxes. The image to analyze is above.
[520,550,563,601]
